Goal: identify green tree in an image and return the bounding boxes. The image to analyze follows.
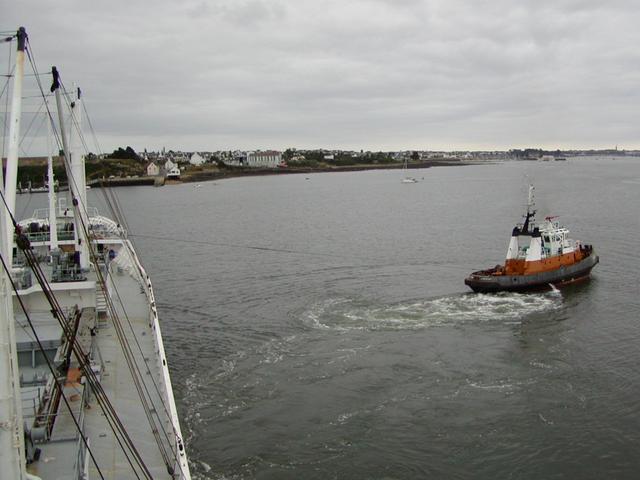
[283,148,296,161]
[107,146,140,161]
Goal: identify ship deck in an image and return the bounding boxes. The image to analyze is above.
[85,269,175,479]
[18,247,185,479]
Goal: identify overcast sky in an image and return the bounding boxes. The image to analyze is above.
[3,0,640,153]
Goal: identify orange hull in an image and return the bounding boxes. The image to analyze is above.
[504,249,590,275]
[465,249,599,293]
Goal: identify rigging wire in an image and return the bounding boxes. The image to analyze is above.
[129,232,351,259]
[82,96,103,155]
[0,184,149,479]
[49,66,186,472]
[52,79,177,462]
[22,38,186,477]
[92,191,182,460]
[18,99,45,155]
[20,110,47,157]
[64,104,190,478]
[17,39,164,479]
[98,183,131,239]
[77,174,186,474]
[97,246,182,449]
[22,93,54,99]
[0,66,12,98]
[19,34,187,476]
[17,188,33,219]
[0,253,106,480]
[26,246,149,479]
[2,28,144,473]
[1,72,50,77]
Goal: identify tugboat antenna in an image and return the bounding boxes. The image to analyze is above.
[521,184,536,234]
[527,184,535,213]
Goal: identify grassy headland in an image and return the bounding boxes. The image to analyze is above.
[7,152,470,189]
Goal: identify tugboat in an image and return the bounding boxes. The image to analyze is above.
[465,185,599,293]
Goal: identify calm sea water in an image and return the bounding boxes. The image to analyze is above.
[19,157,640,479]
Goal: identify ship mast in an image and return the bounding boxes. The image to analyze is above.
[68,86,89,268]
[47,112,58,249]
[0,27,28,480]
[2,28,26,264]
[51,68,90,269]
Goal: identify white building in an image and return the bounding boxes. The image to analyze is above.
[146,162,160,176]
[167,166,181,179]
[246,150,282,168]
[164,158,176,171]
[190,152,205,166]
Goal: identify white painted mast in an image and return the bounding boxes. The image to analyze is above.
[46,112,58,249]
[68,86,89,269]
[0,27,28,480]
[51,68,89,269]
[2,27,26,266]
[70,87,89,259]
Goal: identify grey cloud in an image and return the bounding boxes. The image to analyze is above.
[3,0,640,152]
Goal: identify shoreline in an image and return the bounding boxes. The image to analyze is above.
[15,159,479,192]
[99,159,474,188]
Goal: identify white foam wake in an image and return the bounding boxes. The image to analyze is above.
[304,292,562,331]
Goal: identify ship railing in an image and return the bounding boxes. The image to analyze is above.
[32,206,100,219]
[21,386,47,421]
[72,385,90,479]
[21,397,38,420]
[11,267,33,289]
[18,227,120,244]
[20,230,76,243]
[124,239,191,479]
[19,209,121,241]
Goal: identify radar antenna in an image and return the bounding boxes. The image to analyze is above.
[522,184,536,234]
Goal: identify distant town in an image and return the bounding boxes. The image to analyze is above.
[7,146,639,189]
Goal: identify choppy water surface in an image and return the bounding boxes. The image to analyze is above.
[65,158,640,478]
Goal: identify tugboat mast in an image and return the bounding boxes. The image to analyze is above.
[522,184,536,234]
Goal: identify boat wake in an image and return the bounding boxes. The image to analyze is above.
[548,283,561,295]
[304,292,562,331]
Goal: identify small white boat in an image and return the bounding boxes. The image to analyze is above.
[401,158,418,183]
